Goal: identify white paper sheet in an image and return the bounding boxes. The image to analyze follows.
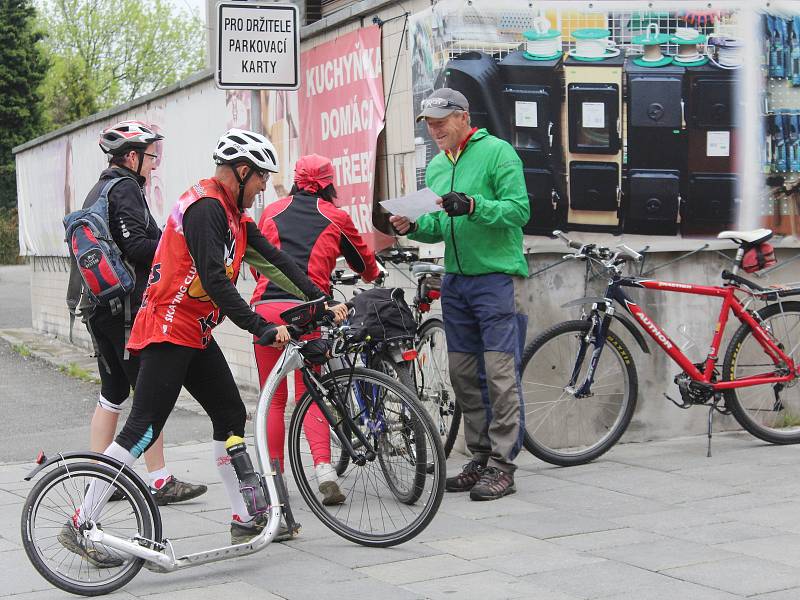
[515,101,538,128]
[582,102,605,128]
[706,131,730,157]
[380,187,442,220]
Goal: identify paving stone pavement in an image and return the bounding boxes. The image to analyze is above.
[3,329,800,599]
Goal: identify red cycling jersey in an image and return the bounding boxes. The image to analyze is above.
[129,178,250,351]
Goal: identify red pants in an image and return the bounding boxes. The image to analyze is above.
[253,302,331,471]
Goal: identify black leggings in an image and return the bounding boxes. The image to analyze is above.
[115,339,246,457]
[87,309,139,404]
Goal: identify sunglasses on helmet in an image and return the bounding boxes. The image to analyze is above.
[421,97,466,111]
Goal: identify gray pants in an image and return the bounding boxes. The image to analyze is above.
[442,273,527,474]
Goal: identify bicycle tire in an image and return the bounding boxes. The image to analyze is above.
[521,320,638,466]
[415,318,461,457]
[723,301,800,444]
[287,367,445,547]
[369,352,416,392]
[368,354,428,502]
[21,462,157,596]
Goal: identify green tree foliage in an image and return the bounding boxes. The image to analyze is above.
[0,0,48,210]
[39,0,206,129]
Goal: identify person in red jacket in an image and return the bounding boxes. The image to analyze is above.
[251,154,381,506]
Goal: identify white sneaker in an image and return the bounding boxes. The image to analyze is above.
[315,463,345,506]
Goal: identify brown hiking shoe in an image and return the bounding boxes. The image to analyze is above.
[469,467,516,501]
[151,476,208,506]
[445,460,486,492]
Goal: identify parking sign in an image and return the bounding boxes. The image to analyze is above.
[216,1,300,90]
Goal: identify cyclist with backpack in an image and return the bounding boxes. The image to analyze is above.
[61,130,348,566]
[250,154,381,507]
[65,120,207,505]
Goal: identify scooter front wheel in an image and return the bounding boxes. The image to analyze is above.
[21,462,158,596]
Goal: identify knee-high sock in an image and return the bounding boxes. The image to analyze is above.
[213,440,252,523]
[78,442,137,525]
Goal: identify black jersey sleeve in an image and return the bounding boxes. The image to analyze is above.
[183,198,270,336]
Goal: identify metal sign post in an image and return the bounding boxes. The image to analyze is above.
[215,1,300,90]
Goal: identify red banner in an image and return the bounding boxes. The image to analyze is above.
[299,26,393,251]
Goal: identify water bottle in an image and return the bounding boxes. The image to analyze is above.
[225,435,269,516]
[676,324,700,364]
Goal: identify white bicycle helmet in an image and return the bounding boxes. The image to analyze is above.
[99,120,163,156]
[213,128,279,173]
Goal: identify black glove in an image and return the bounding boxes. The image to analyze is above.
[254,323,278,346]
[441,191,473,217]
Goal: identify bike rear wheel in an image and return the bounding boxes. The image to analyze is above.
[287,367,445,547]
[21,462,157,596]
[414,318,461,456]
[521,320,638,466]
[723,301,800,444]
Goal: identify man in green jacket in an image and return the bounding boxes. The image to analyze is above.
[390,88,529,500]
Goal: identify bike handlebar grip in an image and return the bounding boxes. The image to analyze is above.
[254,326,278,346]
[553,229,582,249]
[287,324,303,339]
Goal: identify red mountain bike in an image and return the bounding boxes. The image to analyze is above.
[522,229,800,466]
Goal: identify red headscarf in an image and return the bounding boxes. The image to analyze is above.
[294,154,335,193]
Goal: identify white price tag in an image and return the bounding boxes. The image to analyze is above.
[582,102,605,129]
[515,101,538,128]
[706,131,730,157]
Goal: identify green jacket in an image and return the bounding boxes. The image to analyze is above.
[408,129,529,277]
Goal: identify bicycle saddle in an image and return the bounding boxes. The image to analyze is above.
[412,263,446,276]
[717,228,773,245]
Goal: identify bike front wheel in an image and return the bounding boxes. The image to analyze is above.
[521,320,638,466]
[414,318,461,457]
[21,461,158,596]
[723,301,800,444]
[287,367,445,547]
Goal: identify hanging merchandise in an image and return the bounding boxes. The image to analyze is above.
[569,28,621,62]
[670,27,708,66]
[632,23,672,68]
[791,115,800,172]
[773,112,788,172]
[792,17,800,86]
[523,16,563,61]
[768,15,786,79]
[785,18,795,81]
[764,115,774,173]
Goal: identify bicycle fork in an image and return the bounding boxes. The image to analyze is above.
[570,313,613,398]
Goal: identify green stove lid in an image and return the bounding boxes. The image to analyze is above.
[524,29,561,41]
[523,50,563,61]
[572,28,611,40]
[632,55,674,67]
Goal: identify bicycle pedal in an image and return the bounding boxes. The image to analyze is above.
[664,393,690,409]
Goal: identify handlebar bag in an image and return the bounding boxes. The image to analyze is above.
[349,288,417,342]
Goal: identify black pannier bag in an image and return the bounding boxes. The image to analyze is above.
[348,288,417,341]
